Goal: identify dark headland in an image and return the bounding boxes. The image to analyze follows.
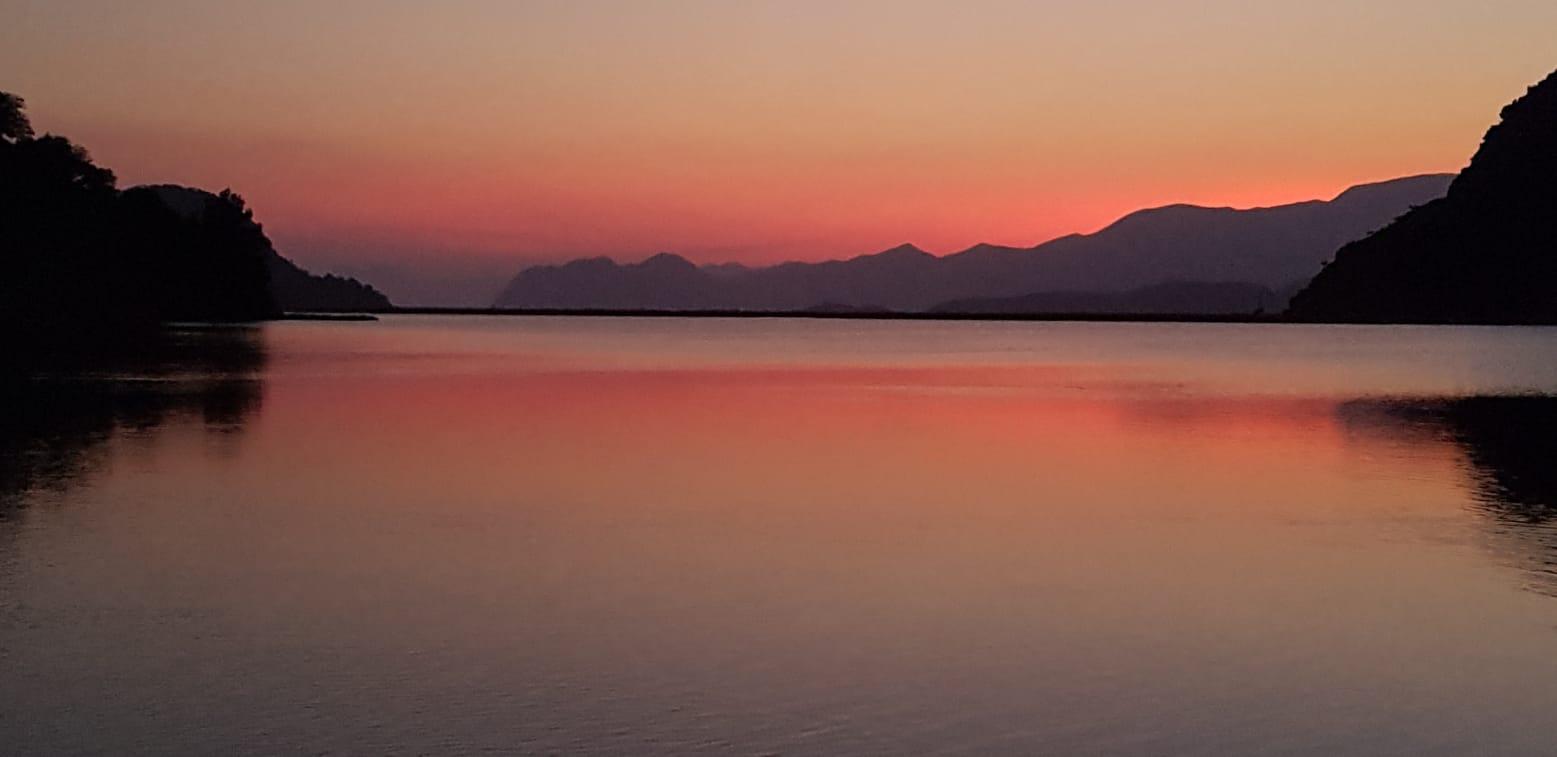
[0,91,389,361]
[1289,68,1557,324]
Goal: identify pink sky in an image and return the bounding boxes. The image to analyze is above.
[4,1,1555,302]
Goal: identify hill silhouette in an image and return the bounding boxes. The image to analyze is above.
[145,186,391,313]
[1,103,275,352]
[0,90,390,357]
[1289,69,1557,323]
[495,175,1451,312]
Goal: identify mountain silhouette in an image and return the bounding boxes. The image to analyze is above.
[1289,69,1557,323]
[145,186,392,313]
[494,175,1451,312]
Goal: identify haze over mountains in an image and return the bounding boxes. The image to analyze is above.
[495,175,1452,313]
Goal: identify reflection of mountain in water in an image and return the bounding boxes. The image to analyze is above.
[1341,396,1557,595]
[0,327,267,517]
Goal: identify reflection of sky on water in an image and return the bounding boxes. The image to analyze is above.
[5,318,1557,755]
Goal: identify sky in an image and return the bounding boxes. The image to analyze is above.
[3,0,1556,304]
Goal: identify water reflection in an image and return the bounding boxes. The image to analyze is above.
[5,319,1557,755]
[0,326,267,516]
[1341,395,1557,595]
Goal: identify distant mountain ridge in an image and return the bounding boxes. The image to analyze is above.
[495,174,1453,313]
[1289,68,1557,324]
[145,186,392,312]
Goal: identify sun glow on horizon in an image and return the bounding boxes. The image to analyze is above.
[4,0,1555,301]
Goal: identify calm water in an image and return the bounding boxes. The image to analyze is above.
[4,316,1557,755]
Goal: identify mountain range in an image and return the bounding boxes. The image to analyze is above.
[495,174,1453,313]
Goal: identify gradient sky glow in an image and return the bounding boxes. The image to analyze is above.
[4,0,1556,303]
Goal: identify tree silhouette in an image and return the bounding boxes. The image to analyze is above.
[1,90,280,357]
[0,92,32,143]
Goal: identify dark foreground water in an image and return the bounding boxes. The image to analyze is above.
[4,317,1557,755]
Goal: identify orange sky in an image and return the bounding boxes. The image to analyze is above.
[4,1,1556,302]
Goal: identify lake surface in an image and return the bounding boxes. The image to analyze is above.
[4,316,1557,755]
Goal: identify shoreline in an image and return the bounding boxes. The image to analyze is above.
[383,307,1284,324]
[274,307,1557,327]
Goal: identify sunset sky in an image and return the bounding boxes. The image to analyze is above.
[4,0,1556,303]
